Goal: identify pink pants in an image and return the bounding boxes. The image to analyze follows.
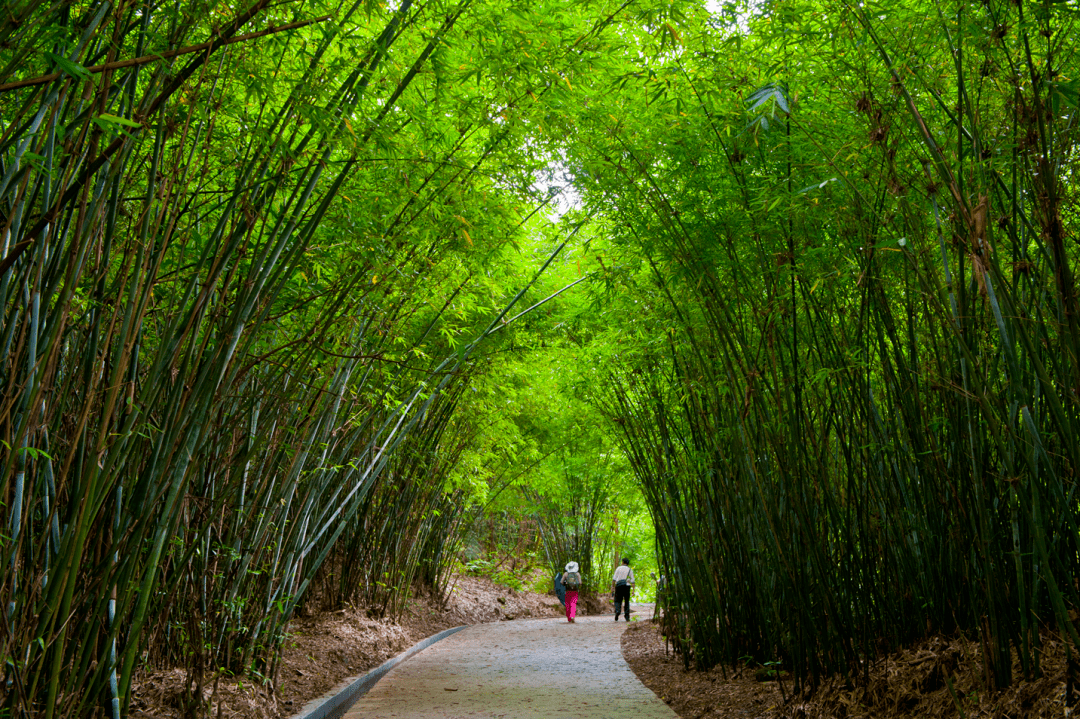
[565,590,578,621]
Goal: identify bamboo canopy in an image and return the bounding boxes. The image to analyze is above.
[2,0,1079,715]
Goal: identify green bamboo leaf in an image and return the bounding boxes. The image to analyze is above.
[97,113,142,128]
[91,114,143,138]
[44,51,90,81]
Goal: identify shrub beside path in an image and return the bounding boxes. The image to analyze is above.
[342,607,678,719]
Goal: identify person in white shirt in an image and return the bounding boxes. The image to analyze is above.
[611,558,634,621]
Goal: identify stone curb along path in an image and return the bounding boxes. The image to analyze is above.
[312,605,678,719]
[291,626,469,719]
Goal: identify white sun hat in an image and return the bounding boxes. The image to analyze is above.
[565,561,579,573]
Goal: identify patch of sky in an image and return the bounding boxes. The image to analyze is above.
[533,149,582,219]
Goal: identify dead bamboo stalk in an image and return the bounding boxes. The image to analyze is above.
[0,16,330,93]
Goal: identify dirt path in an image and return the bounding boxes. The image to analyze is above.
[341,606,675,719]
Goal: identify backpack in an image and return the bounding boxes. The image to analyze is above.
[563,571,581,590]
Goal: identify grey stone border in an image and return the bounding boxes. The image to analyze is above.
[292,625,468,719]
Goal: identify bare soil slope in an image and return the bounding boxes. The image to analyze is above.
[621,620,1072,719]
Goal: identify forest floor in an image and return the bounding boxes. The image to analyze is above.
[622,618,1073,719]
[130,574,609,718]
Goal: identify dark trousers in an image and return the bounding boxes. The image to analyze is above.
[614,584,631,618]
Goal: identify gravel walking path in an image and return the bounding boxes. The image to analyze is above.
[341,606,677,719]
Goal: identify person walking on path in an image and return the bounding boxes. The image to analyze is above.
[612,558,634,621]
[341,615,681,719]
[562,561,581,623]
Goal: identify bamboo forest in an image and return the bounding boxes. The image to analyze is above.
[0,0,1078,716]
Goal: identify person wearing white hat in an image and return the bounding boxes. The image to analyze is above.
[562,561,582,623]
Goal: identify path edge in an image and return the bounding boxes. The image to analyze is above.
[290,624,468,719]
